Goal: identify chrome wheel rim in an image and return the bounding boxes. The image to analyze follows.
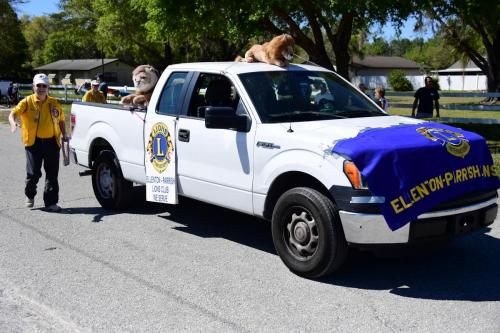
[97,164,113,199]
[285,208,319,260]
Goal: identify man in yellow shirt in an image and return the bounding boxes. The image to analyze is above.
[8,74,68,212]
[82,80,107,103]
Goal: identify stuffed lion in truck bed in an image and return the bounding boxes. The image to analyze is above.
[121,65,159,107]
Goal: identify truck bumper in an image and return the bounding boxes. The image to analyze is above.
[333,187,498,245]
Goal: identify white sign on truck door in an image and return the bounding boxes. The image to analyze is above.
[145,120,178,204]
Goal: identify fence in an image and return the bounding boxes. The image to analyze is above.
[353,75,488,91]
[16,83,133,104]
[352,75,423,90]
[385,91,500,124]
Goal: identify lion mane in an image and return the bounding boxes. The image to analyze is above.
[121,64,159,107]
[237,34,295,67]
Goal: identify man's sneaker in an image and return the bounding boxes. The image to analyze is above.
[46,204,62,212]
[25,197,34,208]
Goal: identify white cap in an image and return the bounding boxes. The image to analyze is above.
[91,80,99,86]
[33,73,49,85]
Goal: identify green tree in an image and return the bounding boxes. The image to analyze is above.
[92,0,167,68]
[42,28,101,63]
[388,69,413,91]
[404,35,457,70]
[364,37,391,56]
[21,7,101,67]
[134,0,251,66]
[390,38,414,57]
[421,1,500,93]
[21,15,56,67]
[60,0,176,69]
[139,0,415,80]
[0,0,28,79]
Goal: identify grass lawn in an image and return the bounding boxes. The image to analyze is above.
[388,95,486,105]
[387,95,500,119]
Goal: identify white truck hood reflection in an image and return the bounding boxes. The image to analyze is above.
[272,115,424,147]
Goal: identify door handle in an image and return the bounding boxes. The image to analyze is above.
[178,129,190,142]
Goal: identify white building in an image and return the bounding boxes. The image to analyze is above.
[350,56,424,90]
[34,59,134,86]
[433,59,486,91]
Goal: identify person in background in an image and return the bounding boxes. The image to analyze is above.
[412,76,440,118]
[75,80,91,96]
[96,73,108,100]
[7,82,19,107]
[374,86,388,111]
[8,73,68,212]
[358,82,370,97]
[314,82,334,105]
[82,80,107,103]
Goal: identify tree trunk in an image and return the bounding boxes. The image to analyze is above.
[484,37,500,93]
[307,50,335,70]
[334,51,350,80]
[330,12,354,81]
[164,42,173,68]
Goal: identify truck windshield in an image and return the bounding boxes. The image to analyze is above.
[238,70,386,123]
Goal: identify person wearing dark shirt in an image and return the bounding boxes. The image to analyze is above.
[96,74,108,100]
[412,76,440,119]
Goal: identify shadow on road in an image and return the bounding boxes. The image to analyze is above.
[319,228,500,301]
[160,197,275,254]
[58,186,500,301]
[162,197,500,302]
[57,186,167,222]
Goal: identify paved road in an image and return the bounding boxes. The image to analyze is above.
[0,121,499,332]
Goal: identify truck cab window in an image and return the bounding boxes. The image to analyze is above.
[156,72,188,115]
[187,74,240,119]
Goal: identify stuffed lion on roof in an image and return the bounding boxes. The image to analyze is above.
[237,34,295,67]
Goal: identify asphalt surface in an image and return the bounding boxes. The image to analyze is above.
[0,120,499,332]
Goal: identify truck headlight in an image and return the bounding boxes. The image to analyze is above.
[343,160,368,189]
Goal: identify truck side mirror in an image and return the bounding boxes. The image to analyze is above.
[205,107,249,132]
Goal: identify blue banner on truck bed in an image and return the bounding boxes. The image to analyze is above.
[332,122,500,231]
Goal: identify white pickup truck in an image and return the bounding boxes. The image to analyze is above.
[70,62,498,278]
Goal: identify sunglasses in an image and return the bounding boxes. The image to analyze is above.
[36,84,48,88]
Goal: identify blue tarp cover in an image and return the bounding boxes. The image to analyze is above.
[332,122,499,230]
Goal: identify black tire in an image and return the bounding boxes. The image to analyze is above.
[271,187,348,278]
[91,150,132,209]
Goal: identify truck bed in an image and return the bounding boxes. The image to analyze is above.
[70,102,147,184]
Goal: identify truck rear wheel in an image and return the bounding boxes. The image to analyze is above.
[271,187,348,278]
[92,150,132,209]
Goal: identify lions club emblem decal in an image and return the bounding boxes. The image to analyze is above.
[147,122,174,173]
[416,127,470,158]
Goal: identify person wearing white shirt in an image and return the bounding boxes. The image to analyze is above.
[314,82,334,105]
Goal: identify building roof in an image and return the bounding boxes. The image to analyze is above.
[34,58,120,71]
[351,56,422,69]
[433,59,483,73]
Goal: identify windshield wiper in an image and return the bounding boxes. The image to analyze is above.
[268,110,347,121]
[333,109,382,118]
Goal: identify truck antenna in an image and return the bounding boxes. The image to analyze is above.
[287,113,294,133]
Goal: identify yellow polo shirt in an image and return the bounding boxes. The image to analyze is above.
[12,94,65,147]
[82,90,107,104]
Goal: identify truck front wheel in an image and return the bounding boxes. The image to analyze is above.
[271,187,348,278]
[91,150,132,209]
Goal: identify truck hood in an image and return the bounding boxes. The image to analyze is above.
[273,115,423,148]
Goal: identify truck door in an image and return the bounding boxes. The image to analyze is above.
[144,71,192,204]
[176,72,255,214]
